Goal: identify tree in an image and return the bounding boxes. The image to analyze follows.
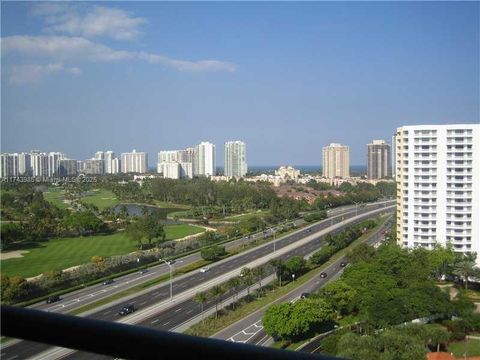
[251,266,266,296]
[240,267,255,298]
[285,256,307,278]
[193,291,209,321]
[200,245,226,261]
[263,298,333,341]
[346,243,376,264]
[320,280,358,316]
[209,285,227,319]
[269,259,286,288]
[226,277,242,310]
[453,259,480,290]
[125,220,145,249]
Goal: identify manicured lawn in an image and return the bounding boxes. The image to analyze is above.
[224,210,270,222]
[0,224,205,278]
[80,189,119,210]
[448,339,480,357]
[43,188,69,209]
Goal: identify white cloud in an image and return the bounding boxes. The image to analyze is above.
[30,3,147,41]
[8,63,80,85]
[2,35,237,74]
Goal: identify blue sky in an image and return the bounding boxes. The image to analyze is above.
[1,1,478,166]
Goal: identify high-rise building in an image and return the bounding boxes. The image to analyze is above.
[391,134,397,178]
[158,161,181,179]
[94,151,104,160]
[58,159,78,176]
[395,124,480,264]
[367,140,391,179]
[178,148,195,163]
[18,152,32,175]
[158,150,179,163]
[83,159,104,175]
[111,158,121,174]
[121,150,147,173]
[322,143,350,179]
[179,162,193,179]
[48,152,64,176]
[104,151,116,174]
[0,153,19,178]
[194,142,216,177]
[224,141,247,178]
[30,151,48,177]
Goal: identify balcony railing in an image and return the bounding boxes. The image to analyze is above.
[1,305,342,360]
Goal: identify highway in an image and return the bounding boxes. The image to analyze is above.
[1,202,394,360]
[27,202,386,315]
[212,215,393,348]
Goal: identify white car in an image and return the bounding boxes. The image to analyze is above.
[200,266,210,273]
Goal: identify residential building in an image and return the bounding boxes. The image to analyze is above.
[158,150,179,163]
[178,148,195,163]
[158,161,181,179]
[224,141,247,177]
[194,142,216,177]
[103,151,116,174]
[322,143,350,179]
[18,152,32,175]
[111,158,121,174]
[367,140,391,179]
[48,152,64,176]
[58,159,78,176]
[30,151,48,177]
[121,150,147,173]
[0,153,19,178]
[179,162,193,179]
[395,124,480,264]
[83,159,104,175]
[275,166,300,179]
[94,151,104,160]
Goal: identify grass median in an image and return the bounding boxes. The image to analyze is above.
[184,215,391,338]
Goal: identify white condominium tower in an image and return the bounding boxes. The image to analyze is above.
[367,140,391,179]
[395,124,480,264]
[194,141,216,177]
[224,141,247,178]
[322,143,350,179]
[121,150,148,173]
[0,153,19,177]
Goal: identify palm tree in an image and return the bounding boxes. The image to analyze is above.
[226,277,242,310]
[240,267,255,298]
[193,291,209,321]
[454,260,480,290]
[209,285,227,319]
[269,259,285,288]
[252,266,266,296]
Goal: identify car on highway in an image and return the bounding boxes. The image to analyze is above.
[103,279,114,285]
[118,304,135,316]
[340,262,347,267]
[200,266,210,273]
[139,269,149,274]
[300,292,310,299]
[320,272,327,278]
[305,229,312,233]
[46,295,61,304]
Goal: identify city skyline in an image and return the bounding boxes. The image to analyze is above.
[1,2,478,165]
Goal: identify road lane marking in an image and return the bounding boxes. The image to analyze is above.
[151,319,159,324]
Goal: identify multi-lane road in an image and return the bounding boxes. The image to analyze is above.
[1,201,394,360]
[213,215,393,347]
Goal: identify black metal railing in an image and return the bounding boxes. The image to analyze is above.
[1,305,343,360]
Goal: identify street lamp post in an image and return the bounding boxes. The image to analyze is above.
[159,258,173,301]
[272,227,276,253]
[292,273,295,282]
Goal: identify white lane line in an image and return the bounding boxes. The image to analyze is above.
[151,319,159,324]
[140,301,147,306]
[103,310,111,316]
[186,310,193,314]
[163,321,171,326]
[174,307,182,313]
[6,355,19,360]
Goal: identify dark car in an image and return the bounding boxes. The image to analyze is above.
[305,229,312,233]
[139,269,149,274]
[340,262,347,267]
[320,272,327,278]
[103,279,114,285]
[46,295,60,304]
[118,304,135,316]
[300,292,310,299]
